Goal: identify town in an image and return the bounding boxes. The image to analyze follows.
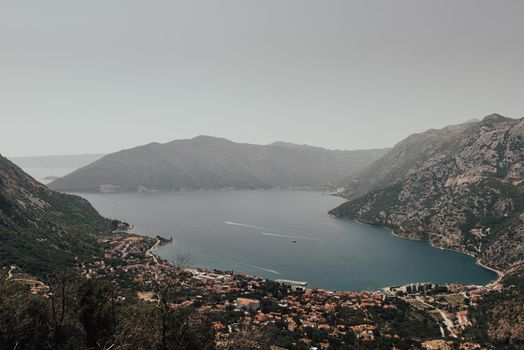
[7,231,503,350]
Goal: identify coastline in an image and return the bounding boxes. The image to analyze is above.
[476,259,504,284]
[351,218,504,286]
[145,238,162,264]
[68,187,331,195]
[145,236,174,262]
[92,189,504,292]
[140,225,501,293]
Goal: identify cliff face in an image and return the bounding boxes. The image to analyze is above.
[330,114,524,271]
[0,154,113,275]
[48,136,389,192]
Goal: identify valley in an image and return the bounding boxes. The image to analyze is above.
[2,114,524,349]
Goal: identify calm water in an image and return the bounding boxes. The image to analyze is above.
[76,190,496,291]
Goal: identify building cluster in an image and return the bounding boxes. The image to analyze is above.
[78,233,501,350]
[82,234,396,346]
[386,282,436,296]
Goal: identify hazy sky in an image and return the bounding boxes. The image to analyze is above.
[1,1,523,156]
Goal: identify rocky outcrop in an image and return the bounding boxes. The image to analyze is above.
[330,114,524,271]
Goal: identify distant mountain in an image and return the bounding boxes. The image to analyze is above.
[0,154,114,276]
[9,154,106,184]
[9,154,105,170]
[48,136,389,192]
[330,114,524,271]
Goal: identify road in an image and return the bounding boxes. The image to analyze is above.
[7,265,16,280]
[415,296,457,338]
[146,238,161,264]
[11,278,46,286]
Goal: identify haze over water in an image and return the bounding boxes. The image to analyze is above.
[77,190,496,291]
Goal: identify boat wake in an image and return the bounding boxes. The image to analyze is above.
[237,262,280,275]
[225,221,268,230]
[319,222,339,228]
[261,232,318,242]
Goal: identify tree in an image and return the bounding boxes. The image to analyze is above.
[217,323,272,350]
[77,279,118,349]
[0,274,49,349]
[45,269,86,350]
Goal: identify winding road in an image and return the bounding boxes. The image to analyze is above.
[7,265,16,280]
[415,296,457,338]
[146,239,161,264]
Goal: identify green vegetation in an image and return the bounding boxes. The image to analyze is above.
[0,155,116,277]
[0,273,215,350]
[464,266,524,349]
[368,300,441,340]
[329,183,402,221]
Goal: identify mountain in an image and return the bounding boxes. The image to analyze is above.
[330,114,524,271]
[336,118,480,197]
[8,154,106,184]
[0,154,114,276]
[48,136,389,192]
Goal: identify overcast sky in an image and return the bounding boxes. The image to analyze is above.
[1,0,523,156]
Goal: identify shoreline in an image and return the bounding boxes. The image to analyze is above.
[140,227,502,293]
[476,259,504,284]
[68,187,332,195]
[145,238,161,264]
[351,218,504,286]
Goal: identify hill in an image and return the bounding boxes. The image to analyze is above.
[330,114,524,271]
[465,265,524,347]
[0,154,115,276]
[49,136,388,192]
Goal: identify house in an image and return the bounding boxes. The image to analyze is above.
[235,297,261,311]
[422,340,453,350]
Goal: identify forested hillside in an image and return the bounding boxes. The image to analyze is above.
[0,154,115,276]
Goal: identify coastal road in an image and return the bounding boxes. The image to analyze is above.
[146,239,161,264]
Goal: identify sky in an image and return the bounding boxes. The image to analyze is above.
[1,0,524,156]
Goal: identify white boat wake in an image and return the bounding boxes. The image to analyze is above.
[261,232,318,242]
[238,262,280,275]
[225,221,268,230]
[225,221,318,242]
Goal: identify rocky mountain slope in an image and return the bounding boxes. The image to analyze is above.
[330,114,524,271]
[49,136,388,192]
[0,154,114,276]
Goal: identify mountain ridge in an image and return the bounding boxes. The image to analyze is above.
[330,114,524,272]
[49,136,389,192]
